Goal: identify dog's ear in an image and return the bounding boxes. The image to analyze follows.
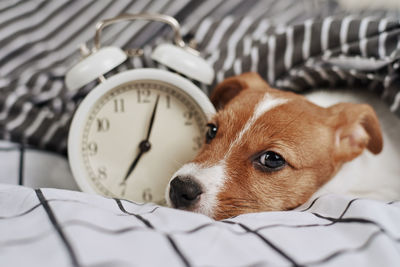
[210,72,269,110]
[328,103,383,162]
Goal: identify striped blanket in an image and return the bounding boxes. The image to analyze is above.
[0,0,399,154]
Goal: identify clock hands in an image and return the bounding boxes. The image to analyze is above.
[122,94,160,183]
[121,140,151,183]
[145,94,160,140]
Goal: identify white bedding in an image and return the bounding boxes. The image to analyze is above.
[1,183,399,267]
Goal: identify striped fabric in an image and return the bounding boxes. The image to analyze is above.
[0,140,78,189]
[1,184,400,267]
[0,0,399,154]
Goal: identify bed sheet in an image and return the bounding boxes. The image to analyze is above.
[1,184,400,267]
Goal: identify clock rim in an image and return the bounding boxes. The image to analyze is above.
[68,68,216,197]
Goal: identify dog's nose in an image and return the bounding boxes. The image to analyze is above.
[169,176,202,208]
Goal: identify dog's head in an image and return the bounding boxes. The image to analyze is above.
[166,72,383,220]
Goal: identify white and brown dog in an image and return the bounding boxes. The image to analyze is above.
[166,72,400,220]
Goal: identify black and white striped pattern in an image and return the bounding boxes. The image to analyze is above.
[0,0,399,154]
[0,140,78,189]
[1,184,399,266]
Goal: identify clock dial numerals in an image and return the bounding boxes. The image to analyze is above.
[183,111,193,126]
[137,89,151,103]
[81,80,208,203]
[142,188,153,202]
[114,99,125,113]
[119,182,127,197]
[97,166,107,180]
[166,95,171,109]
[193,136,202,151]
[97,118,110,132]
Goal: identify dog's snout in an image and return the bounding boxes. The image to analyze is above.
[169,176,202,208]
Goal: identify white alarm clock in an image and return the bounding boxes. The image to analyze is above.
[66,13,215,205]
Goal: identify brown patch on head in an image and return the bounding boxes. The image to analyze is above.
[210,72,272,110]
[194,73,273,165]
[213,101,333,219]
[189,72,383,220]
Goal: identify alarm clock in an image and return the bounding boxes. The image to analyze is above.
[66,13,215,205]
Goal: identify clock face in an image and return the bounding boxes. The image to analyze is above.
[80,79,208,204]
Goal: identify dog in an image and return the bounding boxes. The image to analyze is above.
[166,72,400,220]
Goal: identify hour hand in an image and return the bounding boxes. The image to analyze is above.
[122,141,151,183]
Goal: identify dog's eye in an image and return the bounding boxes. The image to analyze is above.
[257,151,286,171]
[205,123,218,143]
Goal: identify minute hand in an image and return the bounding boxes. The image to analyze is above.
[145,94,160,140]
[122,94,160,183]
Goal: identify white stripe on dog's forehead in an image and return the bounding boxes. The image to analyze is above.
[225,93,288,159]
[255,93,288,118]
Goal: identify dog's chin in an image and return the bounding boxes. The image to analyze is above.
[165,189,216,218]
[171,203,210,217]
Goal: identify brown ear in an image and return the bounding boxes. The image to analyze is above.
[210,72,268,110]
[329,103,383,162]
